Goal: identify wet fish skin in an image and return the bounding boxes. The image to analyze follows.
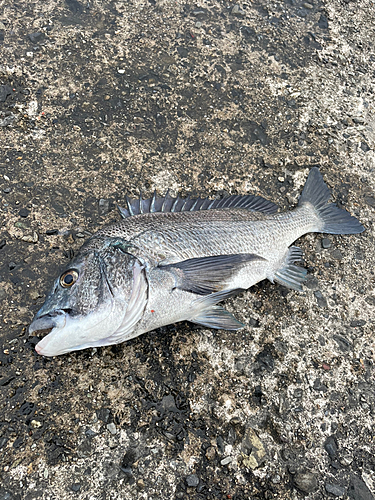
[29,168,364,356]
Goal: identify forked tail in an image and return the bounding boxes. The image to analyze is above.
[298,167,364,234]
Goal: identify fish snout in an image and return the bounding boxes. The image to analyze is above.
[35,343,43,355]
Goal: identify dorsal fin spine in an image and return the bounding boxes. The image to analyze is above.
[190,197,200,211]
[118,192,279,218]
[171,195,180,212]
[237,197,249,208]
[150,191,157,213]
[181,195,191,211]
[161,190,170,212]
[126,195,134,216]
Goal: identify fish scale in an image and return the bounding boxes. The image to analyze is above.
[29,168,364,356]
[93,207,314,268]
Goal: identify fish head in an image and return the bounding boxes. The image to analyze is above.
[29,245,148,356]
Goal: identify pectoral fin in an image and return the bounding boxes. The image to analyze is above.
[189,288,244,330]
[160,253,266,294]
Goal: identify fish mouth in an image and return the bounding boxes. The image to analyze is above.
[30,301,125,357]
[29,310,68,336]
[29,310,68,355]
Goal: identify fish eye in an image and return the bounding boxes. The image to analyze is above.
[60,269,79,288]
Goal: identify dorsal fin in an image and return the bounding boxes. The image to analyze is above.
[117,192,278,218]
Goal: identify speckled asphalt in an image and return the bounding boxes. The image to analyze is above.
[0,0,374,499]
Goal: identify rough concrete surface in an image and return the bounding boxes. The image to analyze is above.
[0,0,374,499]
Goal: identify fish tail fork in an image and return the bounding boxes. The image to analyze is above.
[298,167,364,235]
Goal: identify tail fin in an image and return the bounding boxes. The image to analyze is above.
[298,167,364,235]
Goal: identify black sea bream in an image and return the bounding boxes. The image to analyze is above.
[29,168,364,356]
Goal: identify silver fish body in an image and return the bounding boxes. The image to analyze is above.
[29,168,364,356]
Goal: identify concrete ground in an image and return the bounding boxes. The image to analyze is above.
[0,0,374,499]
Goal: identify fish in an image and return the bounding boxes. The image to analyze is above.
[29,168,364,356]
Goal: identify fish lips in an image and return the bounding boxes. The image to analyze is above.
[30,300,127,356]
[29,310,68,356]
[30,310,87,357]
[29,310,67,336]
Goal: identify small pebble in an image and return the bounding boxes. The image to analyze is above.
[325,436,338,458]
[137,479,145,490]
[46,229,58,235]
[205,446,215,460]
[302,2,314,8]
[325,483,346,497]
[364,196,375,207]
[106,422,117,435]
[350,475,373,499]
[28,32,44,43]
[98,199,110,215]
[232,4,245,16]
[339,454,353,466]
[19,208,30,218]
[185,474,199,487]
[221,456,232,466]
[195,21,202,28]
[97,408,111,423]
[0,85,12,103]
[321,237,331,249]
[350,319,366,327]
[29,289,40,300]
[330,249,343,260]
[85,428,97,439]
[71,483,81,492]
[21,232,38,243]
[294,471,318,493]
[314,291,327,308]
[360,142,370,152]
[352,116,364,124]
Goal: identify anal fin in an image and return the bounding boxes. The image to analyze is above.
[190,306,244,330]
[274,246,307,291]
[189,288,244,330]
